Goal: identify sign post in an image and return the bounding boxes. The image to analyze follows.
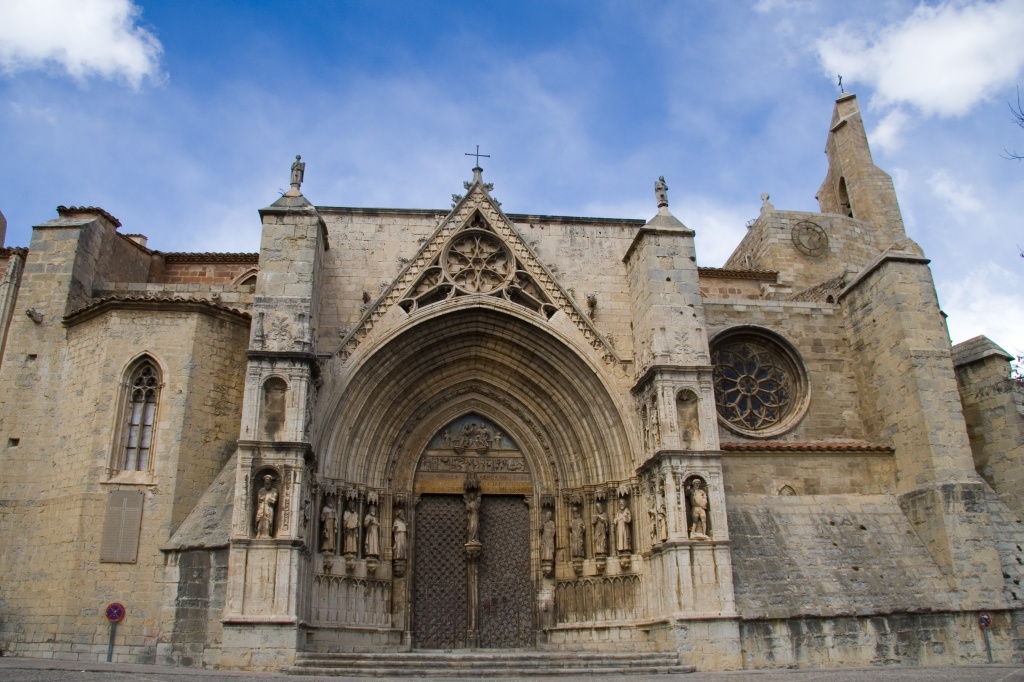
[104,603,125,663]
[978,611,993,663]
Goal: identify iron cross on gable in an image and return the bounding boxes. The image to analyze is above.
[465,145,490,168]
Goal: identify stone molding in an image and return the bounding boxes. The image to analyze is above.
[62,295,251,326]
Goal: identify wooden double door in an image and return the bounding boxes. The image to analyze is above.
[412,494,533,649]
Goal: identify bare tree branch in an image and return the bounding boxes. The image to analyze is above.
[1002,86,1024,161]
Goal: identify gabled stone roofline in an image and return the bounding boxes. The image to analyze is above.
[63,295,251,326]
[158,252,259,264]
[315,205,647,227]
[56,205,121,228]
[116,231,153,255]
[697,267,778,281]
[951,335,1013,367]
[837,239,929,301]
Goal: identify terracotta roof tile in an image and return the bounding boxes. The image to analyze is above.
[63,294,251,325]
[697,267,778,281]
[56,205,121,228]
[158,252,259,264]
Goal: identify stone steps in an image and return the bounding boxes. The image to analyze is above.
[286,650,696,677]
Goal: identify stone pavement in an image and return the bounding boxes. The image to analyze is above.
[1,657,1023,682]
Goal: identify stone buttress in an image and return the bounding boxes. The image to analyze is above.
[222,164,327,668]
[623,183,741,666]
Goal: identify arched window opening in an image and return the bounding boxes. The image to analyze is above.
[837,177,853,218]
[121,360,161,471]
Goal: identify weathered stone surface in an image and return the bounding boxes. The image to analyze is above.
[0,95,1021,673]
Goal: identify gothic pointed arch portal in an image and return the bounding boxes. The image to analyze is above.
[309,304,638,652]
[412,413,534,649]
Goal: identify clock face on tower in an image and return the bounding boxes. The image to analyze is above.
[791,220,828,257]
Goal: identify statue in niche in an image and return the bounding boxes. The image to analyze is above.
[569,506,586,559]
[614,498,632,554]
[651,407,661,448]
[342,499,360,555]
[320,500,337,553]
[677,390,701,450]
[592,500,609,555]
[540,509,556,562]
[392,509,408,560]
[688,479,709,540]
[464,488,481,544]
[254,474,278,538]
[657,480,669,542]
[364,504,380,557]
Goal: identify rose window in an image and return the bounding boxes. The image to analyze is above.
[399,215,557,318]
[444,231,513,294]
[711,329,808,438]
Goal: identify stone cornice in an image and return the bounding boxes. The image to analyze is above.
[246,350,317,363]
[631,364,713,392]
[721,441,894,453]
[63,295,251,327]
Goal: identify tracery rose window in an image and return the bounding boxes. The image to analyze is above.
[444,231,513,293]
[399,213,558,318]
[711,328,809,438]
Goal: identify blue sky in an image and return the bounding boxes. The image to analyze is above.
[0,0,1022,358]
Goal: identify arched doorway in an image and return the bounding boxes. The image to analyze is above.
[411,413,534,649]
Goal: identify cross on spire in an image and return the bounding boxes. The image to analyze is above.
[465,145,490,169]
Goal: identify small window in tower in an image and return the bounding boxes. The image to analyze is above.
[837,177,853,218]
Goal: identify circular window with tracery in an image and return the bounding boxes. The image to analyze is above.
[710,328,809,438]
[443,230,513,294]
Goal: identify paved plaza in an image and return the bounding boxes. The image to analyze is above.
[1,657,1023,682]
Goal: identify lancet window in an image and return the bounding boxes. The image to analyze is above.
[118,358,161,471]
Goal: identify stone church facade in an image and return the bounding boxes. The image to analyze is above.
[0,93,1022,672]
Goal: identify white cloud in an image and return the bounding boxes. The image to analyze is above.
[0,0,162,87]
[939,261,1024,357]
[928,169,984,214]
[870,108,910,153]
[817,0,1024,117]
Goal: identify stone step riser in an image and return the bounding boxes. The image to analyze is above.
[287,666,695,677]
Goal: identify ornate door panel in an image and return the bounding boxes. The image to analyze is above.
[478,495,533,648]
[413,495,468,649]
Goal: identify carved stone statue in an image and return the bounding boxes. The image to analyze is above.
[464,489,481,544]
[392,509,408,560]
[290,154,305,188]
[655,176,669,208]
[689,479,709,539]
[614,498,632,553]
[592,500,609,556]
[540,510,556,562]
[569,506,586,559]
[342,499,360,555]
[364,504,380,557]
[320,501,337,553]
[254,474,278,538]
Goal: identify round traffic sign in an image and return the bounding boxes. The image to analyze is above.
[105,603,126,623]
